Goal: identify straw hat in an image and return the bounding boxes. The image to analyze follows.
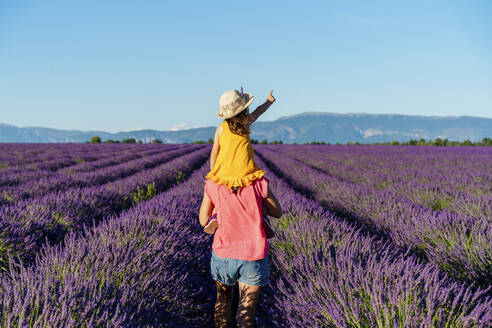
[217,89,254,119]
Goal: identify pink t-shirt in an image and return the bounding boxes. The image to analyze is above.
[204,177,269,261]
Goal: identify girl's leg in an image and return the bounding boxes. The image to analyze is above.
[236,282,262,328]
[215,280,235,328]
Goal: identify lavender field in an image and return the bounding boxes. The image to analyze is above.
[0,143,491,327]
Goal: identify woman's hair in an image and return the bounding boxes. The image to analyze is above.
[226,109,251,137]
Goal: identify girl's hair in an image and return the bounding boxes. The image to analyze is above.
[226,109,251,137]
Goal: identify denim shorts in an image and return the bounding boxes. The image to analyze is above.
[210,250,270,287]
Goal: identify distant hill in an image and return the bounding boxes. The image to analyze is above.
[251,112,492,144]
[1,112,491,143]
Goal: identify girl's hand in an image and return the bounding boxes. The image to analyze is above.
[267,90,275,103]
[262,203,269,216]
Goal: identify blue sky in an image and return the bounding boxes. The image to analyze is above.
[1,0,491,132]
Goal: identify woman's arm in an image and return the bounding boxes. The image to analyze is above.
[262,185,282,218]
[249,90,275,123]
[199,191,214,227]
[209,126,222,171]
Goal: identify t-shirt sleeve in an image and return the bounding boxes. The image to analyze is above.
[255,177,269,199]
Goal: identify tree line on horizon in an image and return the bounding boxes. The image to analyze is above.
[87,136,163,144]
[87,135,492,146]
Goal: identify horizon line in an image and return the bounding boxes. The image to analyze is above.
[2,111,492,133]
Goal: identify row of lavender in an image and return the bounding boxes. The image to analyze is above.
[0,145,123,186]
[0,143,132,168]
[0,144,184,200]
[0,143,163,177]
[274,145,491,219]
[0,161,216,327]
[256,154,491,327]
[255,145,492,287]
[0,145,209,272]
[0,145,188,205]
[0,145,178,207]
[1,148,490,327]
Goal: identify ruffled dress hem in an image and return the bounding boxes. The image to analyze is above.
[206,169,265,189]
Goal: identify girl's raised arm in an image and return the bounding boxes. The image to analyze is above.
[249,90,275,123]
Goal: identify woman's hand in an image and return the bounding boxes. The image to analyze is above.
[267,90,275,103]
[262,203,270,216]
[263,185,282,218]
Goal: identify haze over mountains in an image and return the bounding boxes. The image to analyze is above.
[1,112,491,144]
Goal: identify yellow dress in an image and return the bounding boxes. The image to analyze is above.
[206,121,265,189]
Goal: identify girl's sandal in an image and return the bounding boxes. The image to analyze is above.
[204,213,218,234]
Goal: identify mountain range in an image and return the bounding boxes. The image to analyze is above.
[1,112,491,143]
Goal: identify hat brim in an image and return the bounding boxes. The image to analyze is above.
[239,93,254,113]
[217,93,254,119]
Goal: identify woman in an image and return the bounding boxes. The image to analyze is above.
[199,176,282,328]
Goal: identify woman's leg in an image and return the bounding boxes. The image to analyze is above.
[215,280,235,328]
[236,282,262,328]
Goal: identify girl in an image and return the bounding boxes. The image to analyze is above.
[203,88,275,235]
